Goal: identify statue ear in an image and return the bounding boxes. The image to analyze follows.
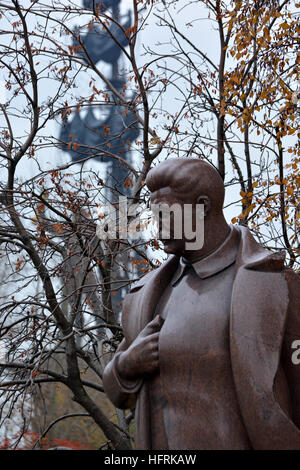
[196,195,211,216]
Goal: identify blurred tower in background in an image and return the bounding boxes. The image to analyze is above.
[59,0,139,195]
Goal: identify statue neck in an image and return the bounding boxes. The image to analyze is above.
[182,216,231,264]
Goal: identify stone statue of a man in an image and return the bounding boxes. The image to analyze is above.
[103,158,300,450]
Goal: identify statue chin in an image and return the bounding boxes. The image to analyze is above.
[162,239,184,255]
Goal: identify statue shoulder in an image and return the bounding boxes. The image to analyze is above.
[127,268,158,294]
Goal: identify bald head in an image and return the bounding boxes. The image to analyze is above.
[146,158,225,216]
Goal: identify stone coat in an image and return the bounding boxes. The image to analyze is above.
[103,226,300,449]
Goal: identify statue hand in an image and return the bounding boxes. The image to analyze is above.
[117,315,164,381]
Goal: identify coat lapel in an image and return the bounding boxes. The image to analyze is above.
[120,255,179,450]
[230,226,300,448]
[122,255,179,344]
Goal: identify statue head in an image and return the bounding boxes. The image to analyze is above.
[146,158,226,256]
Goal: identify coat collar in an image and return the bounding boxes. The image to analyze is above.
[131,224,286,292]
[172,225,240,284]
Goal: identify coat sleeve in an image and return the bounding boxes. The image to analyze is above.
[281,269,300,427]
[103,338,143,409]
